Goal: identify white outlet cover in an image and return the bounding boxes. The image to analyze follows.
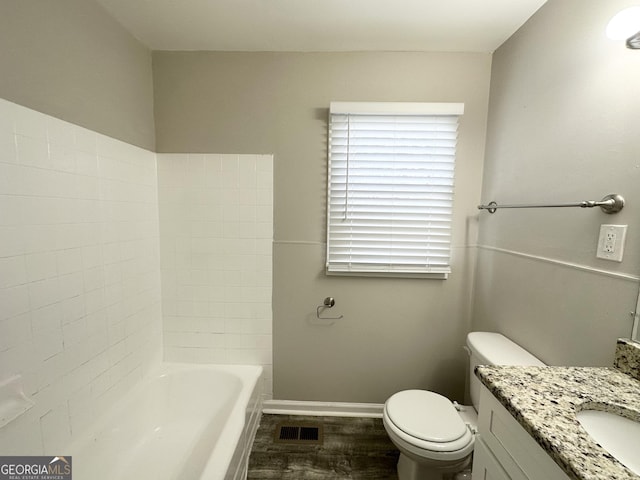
[596,224,627,262]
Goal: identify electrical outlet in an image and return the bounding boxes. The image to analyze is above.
[604,232,616,253]
[596,224,627,262]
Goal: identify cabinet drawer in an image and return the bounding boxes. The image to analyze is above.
[476,386,570,480]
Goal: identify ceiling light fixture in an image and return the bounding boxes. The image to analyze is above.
[607,6,640,49]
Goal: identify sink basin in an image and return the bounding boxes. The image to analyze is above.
[576,408,640,475]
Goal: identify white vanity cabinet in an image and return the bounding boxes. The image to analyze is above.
[472,386,572,480]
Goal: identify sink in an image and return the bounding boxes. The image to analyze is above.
[576,408,640,475]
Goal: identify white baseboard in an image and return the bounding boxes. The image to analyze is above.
[262,399,384,418]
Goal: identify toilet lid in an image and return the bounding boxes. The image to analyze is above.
[385,390,468,443]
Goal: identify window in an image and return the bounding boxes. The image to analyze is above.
[326,102,463,278]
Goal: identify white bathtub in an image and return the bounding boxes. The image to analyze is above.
[67,363,263,480]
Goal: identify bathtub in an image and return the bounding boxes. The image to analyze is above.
[67,363,263,480]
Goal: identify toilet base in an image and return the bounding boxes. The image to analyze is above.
[397,453,471,480]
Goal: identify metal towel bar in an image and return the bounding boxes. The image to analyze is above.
[478,194,624,214]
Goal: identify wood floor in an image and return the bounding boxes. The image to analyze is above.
[247,414,400,479]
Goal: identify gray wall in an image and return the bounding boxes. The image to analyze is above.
[153,51,492,402]
[472,0,640,366]
[0,0,155,150]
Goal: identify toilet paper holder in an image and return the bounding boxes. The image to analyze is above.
[316,297,343,320]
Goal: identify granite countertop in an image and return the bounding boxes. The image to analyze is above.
[475,339,640,480]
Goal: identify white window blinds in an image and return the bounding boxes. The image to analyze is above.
[326,102,463,277]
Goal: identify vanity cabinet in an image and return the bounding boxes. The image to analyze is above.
[472,386,571,480]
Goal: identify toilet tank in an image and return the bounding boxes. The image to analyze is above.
[466,332,544,410]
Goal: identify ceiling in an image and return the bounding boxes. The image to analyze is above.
[95,0,548,53]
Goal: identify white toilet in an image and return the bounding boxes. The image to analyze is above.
[383,332,544,480]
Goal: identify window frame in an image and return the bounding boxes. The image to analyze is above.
[325,101,464,279]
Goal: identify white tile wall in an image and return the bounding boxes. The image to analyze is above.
[158,154,273,397]
[0,101,274,452]
[0,99,162,454]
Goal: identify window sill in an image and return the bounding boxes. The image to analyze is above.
[325,270,449,280]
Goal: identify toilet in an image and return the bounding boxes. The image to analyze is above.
[383,332,545,480]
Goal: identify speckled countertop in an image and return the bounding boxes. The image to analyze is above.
[476,339,640,480]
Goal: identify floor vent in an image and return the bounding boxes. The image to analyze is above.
[274,422,324,445]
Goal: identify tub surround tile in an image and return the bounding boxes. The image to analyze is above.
[614,338,640,381]
[158,153,274,398]
[475,365,640,480]
[0,99,162,455]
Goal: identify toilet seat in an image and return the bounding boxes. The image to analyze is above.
[383,390,474,458]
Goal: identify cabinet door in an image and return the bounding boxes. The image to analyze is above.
[475,386,571,480]
[472,438,511,480]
